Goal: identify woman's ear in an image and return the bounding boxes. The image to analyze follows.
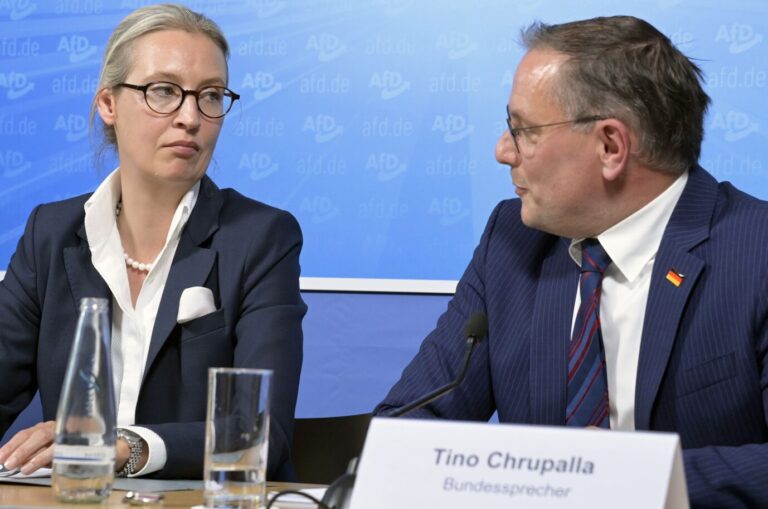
[95,87,117,126]
[596,119,631,181]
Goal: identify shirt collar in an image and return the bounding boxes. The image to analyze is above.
[165,179,199,246]
[569,171,688,282]
[84,168,201,250]
[84,168,122,251]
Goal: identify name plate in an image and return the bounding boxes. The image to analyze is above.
[350,418,688,509]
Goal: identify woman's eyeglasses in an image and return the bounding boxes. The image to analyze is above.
[116,81,240,119]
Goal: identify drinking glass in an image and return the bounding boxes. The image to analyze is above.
[204,368,272,509]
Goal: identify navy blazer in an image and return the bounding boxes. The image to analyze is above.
[377,166,768,508]
[0,176,306,480]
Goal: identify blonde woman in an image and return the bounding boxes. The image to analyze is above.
[0,4,304,480]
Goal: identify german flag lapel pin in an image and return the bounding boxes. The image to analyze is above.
[666,269,684,287]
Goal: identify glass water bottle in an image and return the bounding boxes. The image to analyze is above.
[52,297,116,503]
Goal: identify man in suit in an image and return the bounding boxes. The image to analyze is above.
[376,16,768,508]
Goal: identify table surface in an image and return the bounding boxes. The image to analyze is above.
[0,482,323,508]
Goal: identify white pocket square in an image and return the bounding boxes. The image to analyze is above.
[177,287,217,324]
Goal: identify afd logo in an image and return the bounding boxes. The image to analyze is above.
[670,29,694,51]
[246,0,287,18]
[1,0,37,20]
[432,115,474,143]
[57,35,98,63]
[0,150,31,178]
[0,72,33,99]
[238,152,279,181]
[371,0,414,17]
[54,114,88,142]
[711,111,759,141]
[716,23,763,54]
[428,197,470,226]
[306,33,347,62]
[299,196,339,224]
[436,32,478,60]
[0,37,39,57]
[369,71,410,100]
[303,115,343,143]
[241,72,282,101]
[499,69,515,88]
[365,152,407,182]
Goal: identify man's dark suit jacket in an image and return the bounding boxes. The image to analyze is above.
[377,166,768,508]
[0,176,306,480]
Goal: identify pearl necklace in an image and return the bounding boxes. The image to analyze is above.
[115,199,154,273]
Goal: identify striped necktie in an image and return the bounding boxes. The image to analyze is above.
[566,238,611,428]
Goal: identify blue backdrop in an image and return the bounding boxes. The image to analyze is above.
[0,1,766,424]
[1,0,766,281]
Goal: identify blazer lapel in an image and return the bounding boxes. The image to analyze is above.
[144,177,223,373]
[529,240,579,425]
[634,166,717,430]
[64,225,110,307]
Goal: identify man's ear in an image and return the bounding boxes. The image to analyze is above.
[95,87,117,126]
[596,119,631,181]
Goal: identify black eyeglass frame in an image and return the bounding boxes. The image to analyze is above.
[116,81,241,119]
[505,105,608,154]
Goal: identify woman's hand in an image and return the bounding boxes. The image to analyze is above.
[0,421,149,476]
[0,421,56,475]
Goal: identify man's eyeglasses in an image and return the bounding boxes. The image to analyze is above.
[116,82,240,119]
[505,105,607,155]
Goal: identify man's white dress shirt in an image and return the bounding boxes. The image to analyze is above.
[569,171,688,430]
